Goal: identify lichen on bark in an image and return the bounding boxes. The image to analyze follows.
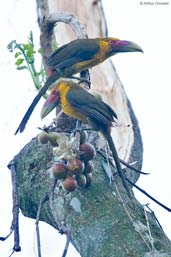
[13,133,171,257]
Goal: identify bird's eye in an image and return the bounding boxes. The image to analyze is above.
[109,40,113,45]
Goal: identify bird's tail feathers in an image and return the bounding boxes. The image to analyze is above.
[105,132,132,198]
[15,73,60,134]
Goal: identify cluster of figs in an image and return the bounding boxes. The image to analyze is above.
[38,130,96,192]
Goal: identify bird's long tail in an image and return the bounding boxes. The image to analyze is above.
[105,132,132,199]
[15,72,60,134]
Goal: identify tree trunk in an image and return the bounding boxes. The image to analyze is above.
[12,0,171,256]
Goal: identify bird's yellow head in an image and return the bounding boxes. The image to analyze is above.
[104,37,143,55]
[41,81,74,119]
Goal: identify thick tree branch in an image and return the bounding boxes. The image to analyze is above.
[39,11,88,67]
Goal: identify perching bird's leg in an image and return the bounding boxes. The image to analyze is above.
[70,76,91,89]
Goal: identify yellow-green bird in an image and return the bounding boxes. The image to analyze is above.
[15,37,142,134]
[41,80,132,198]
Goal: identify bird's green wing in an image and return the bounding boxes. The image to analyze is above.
[66,86,117,127]
[47,39,100,70]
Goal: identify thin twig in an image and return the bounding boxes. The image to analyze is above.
[59,226,71,257]
[62,231,71,257]
[99,149,171,212]
[35,193,49,257]
[119,158,149,175]
[143,205,155,250]
[127,178,171,212]
[145,204,163,230]
[0,229,13,241]
[98,149,149,175]
[7,160,21,252]
[8,249,15,257]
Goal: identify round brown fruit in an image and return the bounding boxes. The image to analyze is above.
[84,161,94,174]
[63,176,77,192]
[38,131,49,144]
[80,130,88,144]
[67,158,85,175]
[79,143,96,162]
[51,163,67,179]
[48,132,59,146]
[76,174,86,187]
[86,173,93,187]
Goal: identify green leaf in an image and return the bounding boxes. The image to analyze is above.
[15,52,21,58]
[102,160,113,184]
[23,44,31,50]
[27,49,35,57]
[28,31,34,45]
[15,58,24,66]
[17,66,28,70]
[7,31,46,92]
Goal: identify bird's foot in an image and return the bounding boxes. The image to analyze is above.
[70,76,91,89]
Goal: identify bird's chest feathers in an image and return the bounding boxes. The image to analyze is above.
[58,84,87,123]
[94,41,111,62]
[58,85,71,112]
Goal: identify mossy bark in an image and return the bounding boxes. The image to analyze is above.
[13,135,171,257]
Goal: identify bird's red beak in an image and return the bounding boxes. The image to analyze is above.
[111,39,143,53]
[41,88,60,119]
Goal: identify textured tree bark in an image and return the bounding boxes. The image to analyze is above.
[14,138,171,257]
[12,0,171,256]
